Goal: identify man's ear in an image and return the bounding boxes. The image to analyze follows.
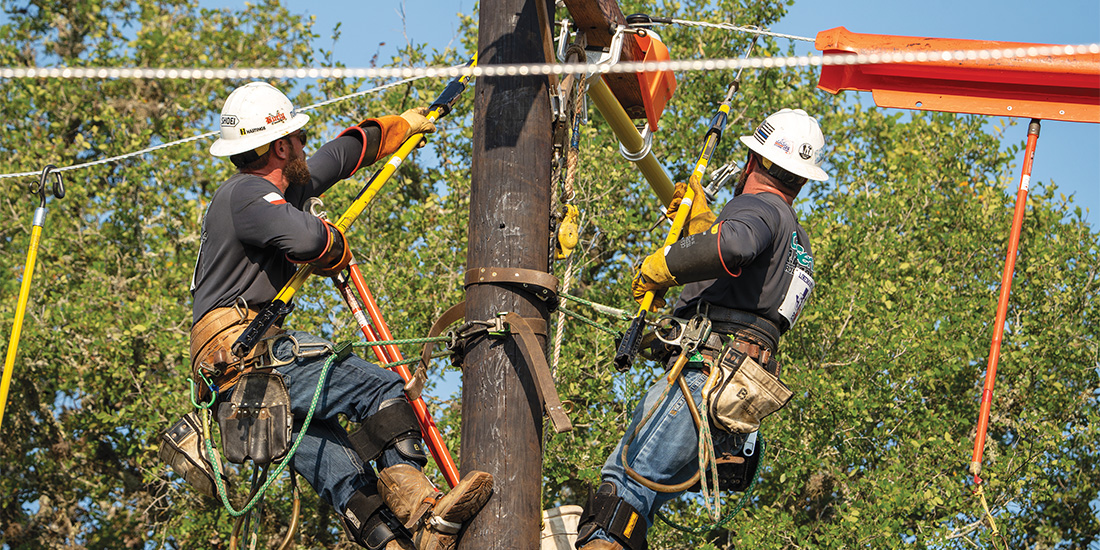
[271,138,291,161]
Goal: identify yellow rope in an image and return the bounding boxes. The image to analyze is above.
[974,483,1008,549]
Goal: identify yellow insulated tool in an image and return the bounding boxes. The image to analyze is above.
[1,166,64,431]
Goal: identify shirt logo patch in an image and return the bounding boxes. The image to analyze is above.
[263,192,286,205]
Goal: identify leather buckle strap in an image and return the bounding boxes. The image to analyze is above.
[464,267,559,307]
[416,305,571,433]
[502,312,572,433]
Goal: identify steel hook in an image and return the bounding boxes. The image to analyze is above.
[33,164,65,208]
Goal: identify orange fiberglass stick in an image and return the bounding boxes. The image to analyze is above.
[813,28,1099,485]
[336,258,460,488]
[969,119,1040,482]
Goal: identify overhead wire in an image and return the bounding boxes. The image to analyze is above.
[0,73,433,180]
[1,43,1095,181]
[667,18,815,43]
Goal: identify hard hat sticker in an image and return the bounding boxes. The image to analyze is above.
[798,143,813,160]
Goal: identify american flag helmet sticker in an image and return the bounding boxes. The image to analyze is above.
[754,120,775,145]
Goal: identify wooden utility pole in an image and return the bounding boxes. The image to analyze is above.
[460,0,553,547]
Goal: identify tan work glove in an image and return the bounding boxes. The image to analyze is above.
[666,180,717,236]
[399,106,436,142]
[631,247,678,311]
[362,107,438,161]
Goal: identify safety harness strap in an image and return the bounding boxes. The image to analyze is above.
[348,399,422,464]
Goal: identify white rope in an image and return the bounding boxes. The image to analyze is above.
[0,74,431,180]
[1,43,1095,180]
[668,18,816,43]
[2,43,1096,82]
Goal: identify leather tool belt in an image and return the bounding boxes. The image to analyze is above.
[190,304,285,402]
[690,303,781,376]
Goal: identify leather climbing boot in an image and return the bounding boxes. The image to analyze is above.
[377,464,493,550]
[578,540,625,550]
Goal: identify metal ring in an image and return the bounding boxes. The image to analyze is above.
[619,122,653,161]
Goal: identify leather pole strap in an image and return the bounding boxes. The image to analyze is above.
[464,267,558,304]
[412,301,469,401]
[501,312,572,433]
[417,302,571,433]
[418,266,572,433]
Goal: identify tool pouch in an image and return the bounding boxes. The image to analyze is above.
[708,348,793,434]
[158,412,228,498]
[715,433,761,492]
[217,372,293,465]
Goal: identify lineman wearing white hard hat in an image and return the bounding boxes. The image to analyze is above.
[576,109,829,550]
[188,82,492,550]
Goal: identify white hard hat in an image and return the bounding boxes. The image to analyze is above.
[209,82,310,158]
[739,108,828,181]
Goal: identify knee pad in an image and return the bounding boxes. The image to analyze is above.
[342,490,411,550]
[576,482,648,550]
[348,398,427,467]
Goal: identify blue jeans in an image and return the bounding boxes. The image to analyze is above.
[243,330,417,513]
[589,362,746,543]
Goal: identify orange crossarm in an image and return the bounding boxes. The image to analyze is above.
[815,27,1100,123]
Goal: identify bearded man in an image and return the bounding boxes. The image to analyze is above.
[190,82,491,550]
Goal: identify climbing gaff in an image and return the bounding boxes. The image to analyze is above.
[969,119,1041,485]
[334,260,461,489]
[231,55,478,359]
[0,165,64,432]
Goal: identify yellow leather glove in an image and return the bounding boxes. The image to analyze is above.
[666,180,717,236]
[632,247,678,311]
[399,106,436,142]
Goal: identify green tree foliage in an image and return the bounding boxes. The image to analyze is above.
[0,0,1096,549]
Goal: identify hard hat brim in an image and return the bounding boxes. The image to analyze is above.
[210,112,310,158]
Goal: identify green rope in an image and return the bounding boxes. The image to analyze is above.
[203,352,338,517]
[558,293,634,322]
[375,349,452,370]
[695,382,721,519]
[557,307,622,337]
[195,341,449,517]
[656,437,765,534]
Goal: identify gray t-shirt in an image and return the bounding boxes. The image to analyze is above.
[191,133,377,324]
[671,191,814,334]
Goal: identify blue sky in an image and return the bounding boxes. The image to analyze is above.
[267,0,1099,228]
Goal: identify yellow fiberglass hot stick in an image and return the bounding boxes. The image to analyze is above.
[613,101,731,371]
[1,166,64,432]
[231,55,477,359]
